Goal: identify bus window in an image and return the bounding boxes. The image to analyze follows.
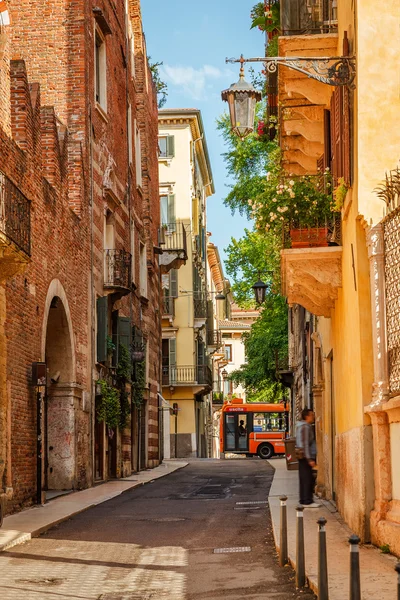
[254,412,285,432]
[238,415,248,450]
[226,415,235,450]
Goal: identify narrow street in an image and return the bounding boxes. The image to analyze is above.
[0,460,315,599]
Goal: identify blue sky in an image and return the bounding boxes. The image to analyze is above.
[141,1,264,267]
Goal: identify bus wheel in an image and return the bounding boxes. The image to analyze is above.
[258,444,274,460]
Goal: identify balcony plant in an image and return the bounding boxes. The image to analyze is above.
[247,146,334,247]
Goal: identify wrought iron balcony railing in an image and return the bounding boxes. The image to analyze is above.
[207,329,222,348]
[104,249,132,289]
[0,170,31,255]
[162,295,175,316]
[281,0,338,36]
[160,222,188,255]
[283,214,342,249]
[162,365,212,388]
[193,291,207,319]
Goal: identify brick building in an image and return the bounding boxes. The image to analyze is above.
[0,0,161,515]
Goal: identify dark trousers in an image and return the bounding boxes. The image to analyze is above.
[299,458,314,505]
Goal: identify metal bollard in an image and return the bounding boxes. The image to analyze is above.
[349,535,361,600]
[279,495,288,567]
[395,562,400,600]
[317,517,329,600]
[296,505,306,588]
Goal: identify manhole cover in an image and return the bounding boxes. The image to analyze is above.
[213,547,251,554]
[236,501,268,505]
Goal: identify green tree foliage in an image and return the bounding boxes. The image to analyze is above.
[224,229,280,306]
[148,58,168,108]
[229,294,288,402]
[218,102,288,402]
[216,109,277,218]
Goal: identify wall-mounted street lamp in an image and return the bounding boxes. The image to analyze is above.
[221,368,228,380]
[252,278,269,305]
[222,52,356,138]
[221,61,262,138]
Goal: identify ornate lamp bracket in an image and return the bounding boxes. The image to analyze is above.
[226,55,356,89]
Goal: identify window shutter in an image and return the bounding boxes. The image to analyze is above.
[96,296,108,363]
[323,109,331,171]
[169,338,176,365]
[167,135,175,158]
[118,317,131,350]
[170,269,178,298]
[169,338,176,384]
[168,194,176,230]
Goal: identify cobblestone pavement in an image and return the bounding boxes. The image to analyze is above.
[0,459,316,599]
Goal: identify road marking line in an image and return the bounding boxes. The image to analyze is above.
[213,547,251,554]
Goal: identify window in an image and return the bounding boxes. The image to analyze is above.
[127,104,132,164]
[224,344,232,362]
[253,412,285,432]
[223,379,233,395]
[95,29,107,110]
[160,194,176,228]
[135,121,142,188]
[130,221,135,283]
[139,242,147,297]
[96,296,108,363]
[222,333,232,339]
[158,135,175,159]
[128,22,135,78]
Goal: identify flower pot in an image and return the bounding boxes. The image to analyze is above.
[290,227,329,248]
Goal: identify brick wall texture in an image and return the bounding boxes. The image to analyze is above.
[0,0,161,513]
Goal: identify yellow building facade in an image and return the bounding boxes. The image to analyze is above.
[158,108,216,458]
[279,0,400,548]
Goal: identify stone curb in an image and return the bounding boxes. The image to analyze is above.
[0,461,188,552]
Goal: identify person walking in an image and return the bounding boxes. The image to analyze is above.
[296,408,320,508]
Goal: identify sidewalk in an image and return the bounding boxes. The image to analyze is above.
[268,458,398,599]
[0,459,187,552]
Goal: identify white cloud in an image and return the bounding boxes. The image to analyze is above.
[161,64,225,101]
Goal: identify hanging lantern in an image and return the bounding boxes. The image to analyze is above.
[252,279,268,305]
[221,56,262,139]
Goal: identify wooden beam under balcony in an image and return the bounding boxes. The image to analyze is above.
[281,246,342,318]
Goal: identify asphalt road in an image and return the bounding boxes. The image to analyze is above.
[0,459,316,599]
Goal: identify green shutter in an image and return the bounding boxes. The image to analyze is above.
[118,317,131,350]
[168,194,176,231]
[167,135,175,158]
[169,338,176,366]
[96,296,108,363]
[170,269,178,298]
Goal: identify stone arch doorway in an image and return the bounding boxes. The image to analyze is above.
[42,281,77,494]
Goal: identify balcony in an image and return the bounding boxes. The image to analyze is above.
[104,249,132,294]
[159,222,188,274]
[281,217,342,318]
[207,329,222,348]
[275,353,294,388]
[162,365,212,388]
[0,170,31,281]
[194,292,207,319]
[162,295,175,317]
[281,0,338,36]
[212,392,224,405]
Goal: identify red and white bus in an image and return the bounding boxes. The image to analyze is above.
[220,399,289,459]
